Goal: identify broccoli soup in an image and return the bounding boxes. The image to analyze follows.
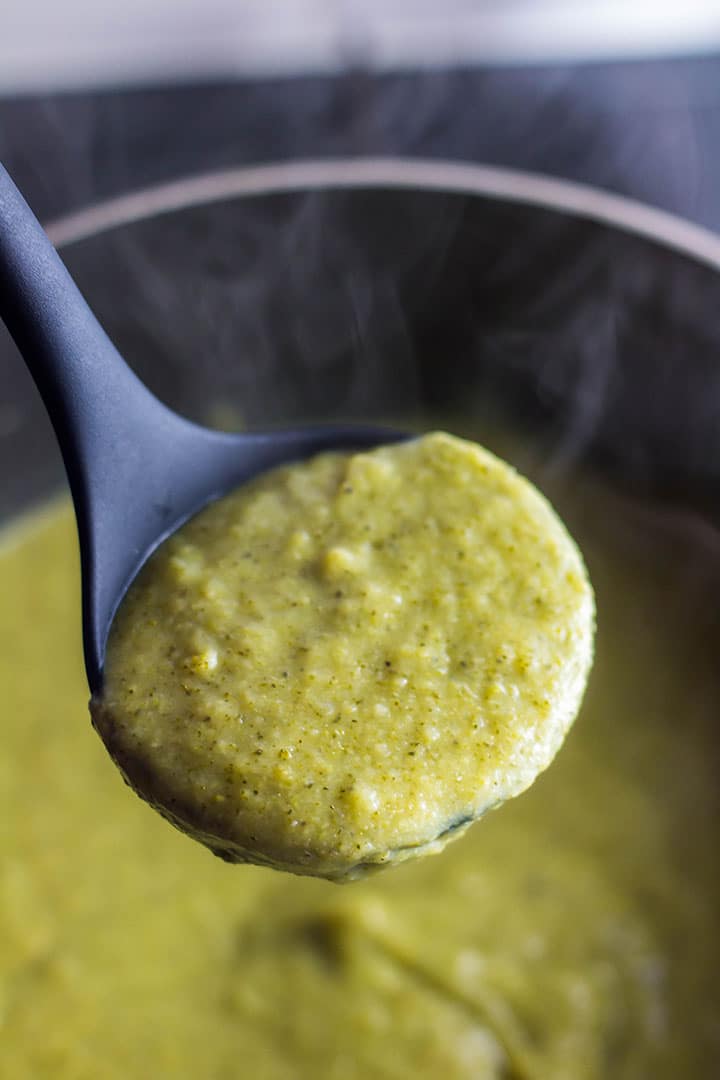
[1,434,718,1078]
[93,433,594,879]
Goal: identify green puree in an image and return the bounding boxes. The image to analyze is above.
[92,433,594,879]
[1,445,719,1076]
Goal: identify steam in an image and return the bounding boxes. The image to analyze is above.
[50,142,720,506]
[0,62,706,222]
[2,64,715,499]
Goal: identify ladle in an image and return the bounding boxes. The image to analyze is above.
[0,163,402,693]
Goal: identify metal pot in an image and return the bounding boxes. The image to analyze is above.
[3,158,720,523]
[2,158,720,1074]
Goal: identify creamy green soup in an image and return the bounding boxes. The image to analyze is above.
[1,433,718,1077]
[93,433,594,879]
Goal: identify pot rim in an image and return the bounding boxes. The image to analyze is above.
[45,156,720,273]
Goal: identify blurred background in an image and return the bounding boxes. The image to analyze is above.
[2,1,720,227]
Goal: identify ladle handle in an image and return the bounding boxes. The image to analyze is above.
[0,162,190,691]
[0,162,157,483]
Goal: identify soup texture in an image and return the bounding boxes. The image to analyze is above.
[93,432,594,879]
[1,435,719,1077]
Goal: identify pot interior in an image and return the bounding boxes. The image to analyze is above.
[2,169,720,1075]
[3,178,720,519]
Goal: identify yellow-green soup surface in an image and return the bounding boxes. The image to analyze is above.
[93,432,594,879]
[1,432,719,1077]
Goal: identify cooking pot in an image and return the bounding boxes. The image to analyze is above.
[2,158,720,1074]
[3,159,720,524]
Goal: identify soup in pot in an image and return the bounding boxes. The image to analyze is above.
[1,427,718,1078]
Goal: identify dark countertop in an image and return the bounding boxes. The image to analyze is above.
[1,54,720,228]
[3,54,720,522]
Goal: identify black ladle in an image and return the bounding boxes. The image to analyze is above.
[0,163,403,694]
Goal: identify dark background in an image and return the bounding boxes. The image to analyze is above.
[1,55,719,228]
[3,52,720,520]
